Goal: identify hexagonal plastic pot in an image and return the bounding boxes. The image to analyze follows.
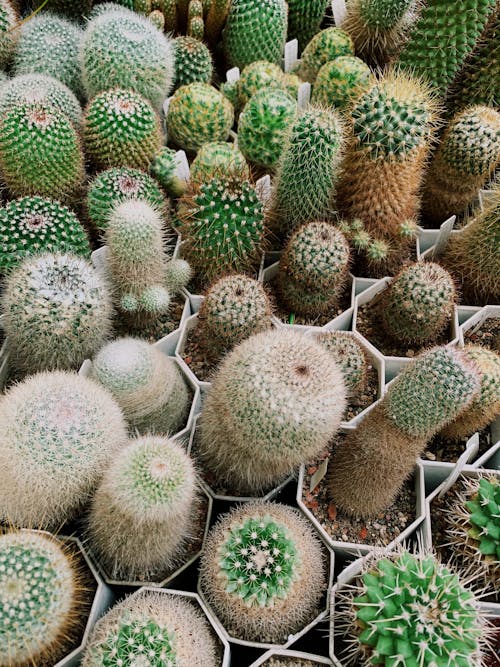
[458,305,500,346]
[249,648,333,666]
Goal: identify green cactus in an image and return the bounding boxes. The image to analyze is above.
[82,589,219,667]
[199,329,346,492]
[150,146,187,198]
[167,82,234,152]
[223,0,287,70]
[198,274,273,356]
[272,107,343,235]
[148,8,165,30]
[81,7,175,110]
[338,216,402,277]
[188,13,205,39]
[0,0,18,69]
[220,78,241,112]
[312,56,372,111]
[13,13,83,96]
[177,176,266,282]
[315,331,368,398]
[0,370,127,528]
[199,503,326,643]
[422,105,500,223]
[33,0,93,17]
[190,141,249,183]
[163,0,177,31]
[92,337,190,435]
[205,0,231,43]
[86,166,167,233]
[173,35,213,89]
[237,60,285,106]
[397,0,497,96]
[2,253,112,375]
[164,258,192,294]
[287,0,328,51]
[84,88,163,170]
[298,27,354,83]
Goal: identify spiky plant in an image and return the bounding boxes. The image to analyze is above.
[314,331,368,398]
[199,329,346,492]
[205,0,231,43]
[173,35,213,88]
[150,146,187,198]
[32,0,93,17]
[287,0,328,51]
[148,8,165,30]
[199,503,326,643]
[237,60,286,106]
[0,371,127,529]
[0,0,18,68]
[2,253,112,375]
[311,56,372,111]
[329,346,481,517]
[190,141,249,183]
[298,27,354,83]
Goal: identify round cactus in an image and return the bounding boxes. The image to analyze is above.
[237,60,285,106]
[92,337,190,435]
[81,7,175,110]
[2,253,112,375]
[220,78,241,112]
[0,73,82,128]
[199,329,346,492]
[311,56,372,110]
[378,261,457,345]
[148,8,165,30]
[86,166,167,233]
[150,146,187,198]
[265,658,322,667]
[223,0,287,70]
[173,35,213,89]
[277,221,351,317]
[33,0,93,16]
[84,88,163,170]
[0,0,18,68]
[82,589,219,667]
[177,176,266,282]
[87,435,197,580]
[238,88,297,170]
[0,196,90,273]
[315,331,368,398]
[298,27,354,83]
[164,257,193,294]
[198,274,273,356]
[287,0,329,51]
[0,530,85,666]
[199,503,326,643]
[0,371,127,529]
[167,82,234,152]
[190,141,249,183]
[0,101,85,202]
[13,13,83,96]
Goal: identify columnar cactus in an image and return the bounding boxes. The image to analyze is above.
[190,141,249,183]
[84,88,163,170]
[87,435,197,580]
[2,253,112,375]
[272,106,344,235]
[0,371,127,528]
[81,7,175,110]
[92,337,190,435]
[199,329,346,492]
[198,274,274,356]
[82,590,219,667]
[199,503,326,643]
[0,196,90,273]
[0,102,85,201]
[298,27,354,83]
[287,0,328,51]
[277,221,350,317]
[422,106,500,223]
[0,0,18,68]
[315,331,368,398]
[222,0,287,70]
[167,82,234,152]
[177,176,266,282]
[311,56,372,111]
[329,346,481,517]
[173,35,213,88]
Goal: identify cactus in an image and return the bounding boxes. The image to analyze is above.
[2,253,112,374]
[223,0,287,70]
[0,101,84,202]
[311,56,372,111]
[298,27,354,83]
[86,166,167,233]
[0,0,18,68]
[87,435,197,580]
[82,589,219,667]
[237,60,286,106]
[337,548,487,666]
[0,530,86,666]
[397,0,497,96]
[0,73,82,128]
[199,329,346,492]
[277,221,350,317]
[33,0,93,17]
[265,659,321,667]
[238,88,297,170]
[0,371,127,528]
[167,82,234,152]
[422,106,500,223]
[198,274,273,356]
[13,13,83,96]
[205,0,231,43]
[441,346,500,440]
[148,8,165,29]
[163,0,177,31]
[173,36,213,89]
[177,176,266,282]
[272,106,344,235]
[150,146,187,197]
[190,141,249,183]
[329,346,481,517]
[199,503,326,643]
[287,0,328,51]
[377,261,457,345]
[220,78,241,112]
[84,88,163,170]
[315,331,368,398]
[81,7,175,110]
[92,337,190,435]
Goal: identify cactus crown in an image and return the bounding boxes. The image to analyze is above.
[312,56,372,110]
[190,141,249,183]
[173,35,213,88]
[315,331,367,396]
[93,337,155,394]
[299,27,354,82]
[237,60,285,105]
[466,477,500,561]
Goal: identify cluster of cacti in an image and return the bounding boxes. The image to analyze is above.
[298,27,354,83]
[314,331,368,398]
[173,35,213,88]
[311,56,372,111]
[190,141,249,182]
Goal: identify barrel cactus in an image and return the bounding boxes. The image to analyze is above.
[190,141,249,183]
[173,35,213,88]
[237,60,286,106]
[315,331,368,398]
[298,27,354,83]
[311,56,372,111]
[150,146,187,197]
[287,0,328,51]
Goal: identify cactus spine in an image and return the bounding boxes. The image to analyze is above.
[315,331,368,398]
[298,27,354,83]
[312,56,372,111]
[287,0,329,51]
[173,35,213,88]
[0,0,18,68]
